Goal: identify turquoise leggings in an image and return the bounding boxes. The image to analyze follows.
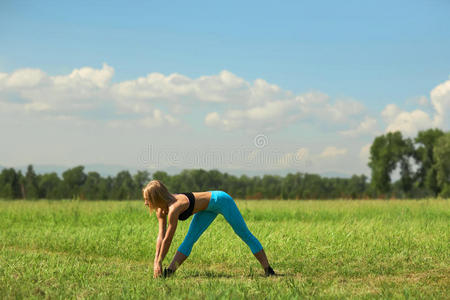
[177,191,263,256]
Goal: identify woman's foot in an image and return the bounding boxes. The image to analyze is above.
[264,266,275,276]
[163,267,175,278]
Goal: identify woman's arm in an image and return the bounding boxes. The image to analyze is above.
[155,211,178,268]
[154,209,167,277]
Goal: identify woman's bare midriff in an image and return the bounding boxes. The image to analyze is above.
[171,191,212,216]
[192,191,212,213]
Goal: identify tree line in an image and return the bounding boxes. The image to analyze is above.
[0,129,448,200]
[0,165,369,200]
[369,128,450,198]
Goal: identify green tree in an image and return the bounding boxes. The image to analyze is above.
[152,171,170,184]
[206,169,224,190]
[302,173,323,199]
[24,165,39,199]
[39,173,63,199]
[0,168,23,199]
[369,135,392,195]
[98,176,113,200]
[82,172,102,200]
[368,132,414,197]
[414,128,445,196]
[398,137,415,196]
[434,132,450,197]
[348,175,368,199]
[281,173,296,199]
[62,166,87,199]
[112,171,135,200]
[261,175,282,199]
[134,170,151,198]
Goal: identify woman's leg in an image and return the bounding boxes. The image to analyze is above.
[253,249,270,269]
[171,210,217,271]
[219,192,272,270]
[167,251,187,272]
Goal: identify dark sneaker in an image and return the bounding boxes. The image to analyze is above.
[163,268,175,278]
[264,266,275,276]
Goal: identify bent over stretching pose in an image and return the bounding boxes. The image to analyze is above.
[142,180,275,278]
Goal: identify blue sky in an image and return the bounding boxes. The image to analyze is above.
[0,0,449,176]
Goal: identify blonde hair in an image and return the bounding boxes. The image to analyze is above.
[142,180,173,213]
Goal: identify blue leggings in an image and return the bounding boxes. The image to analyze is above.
[177,191,263,256]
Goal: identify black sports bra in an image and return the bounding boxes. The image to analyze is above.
[178,192,195,221]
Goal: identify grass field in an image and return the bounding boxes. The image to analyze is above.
[0,199,449,299]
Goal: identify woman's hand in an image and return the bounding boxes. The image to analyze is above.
[153,261,162,278]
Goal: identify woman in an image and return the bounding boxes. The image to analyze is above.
[142,180,275,278]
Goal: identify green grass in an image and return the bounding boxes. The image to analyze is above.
[0,199,449,299]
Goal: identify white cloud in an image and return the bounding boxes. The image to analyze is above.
[111,70,294,125]
[140,109,179,128]
[381,102,439,137]
[296,93,365,122]
[206,98,301,132]
[277,147,309,167]
[204,91,366,132]
[0,64,371,134]
[325,99,365,122]
[205,112,224,128]
[236,147,311,171]
[107,109,178,129]
[0,64,178,130]
[24,101,52,112]
[430,78,450,127]
[339,116,377,137]
[319,146,348,158]
[380,77,450,136]
[385,109,433,136]
[380,94,446,137]
[5,68,47,88]
[4,64,447,175]
[112,70,252,108]
[0,72,7,82]
[381,104,401,123]
[248,78,286,106]
[246,100,293,121]
[52,63,114,88]
[0,63,114,113]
